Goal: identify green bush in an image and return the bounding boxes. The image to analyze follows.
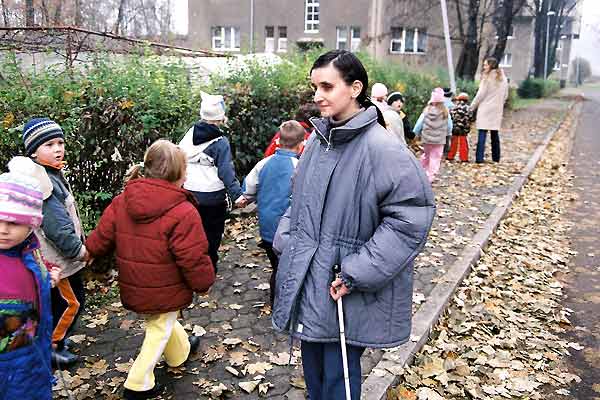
[0,53,200,231]
[1,49,483,232]
[517,78,560,99]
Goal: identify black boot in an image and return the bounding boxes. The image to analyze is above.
[51,348,79,369]
[123,383,164,400]
[189,335,200,355]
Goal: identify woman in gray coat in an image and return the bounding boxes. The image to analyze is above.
[272,50,436,399]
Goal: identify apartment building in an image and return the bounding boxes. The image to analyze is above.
[186,0,576,84]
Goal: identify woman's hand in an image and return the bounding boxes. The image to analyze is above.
[330,277,350,301]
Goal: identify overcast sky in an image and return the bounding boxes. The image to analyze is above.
[172,0,188,35]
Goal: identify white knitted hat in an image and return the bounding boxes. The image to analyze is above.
[8,156,53,200]
[0,172,44,228]
[200,91,226,121]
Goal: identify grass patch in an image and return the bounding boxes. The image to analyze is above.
[512,97,542,110]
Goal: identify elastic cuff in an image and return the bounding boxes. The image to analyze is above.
[340,274,355,292]
[76,244,87,261]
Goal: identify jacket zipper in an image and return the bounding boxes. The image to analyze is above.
[313,125,339,152]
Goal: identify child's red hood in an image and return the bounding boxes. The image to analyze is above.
[123,178,191,223]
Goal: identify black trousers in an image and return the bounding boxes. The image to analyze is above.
[196,202,227,272]
[258,241,279,306]
[51,269,85,349]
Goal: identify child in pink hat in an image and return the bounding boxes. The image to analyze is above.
[412,88,453,183]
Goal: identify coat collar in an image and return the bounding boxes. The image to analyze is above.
[310,106,379,149]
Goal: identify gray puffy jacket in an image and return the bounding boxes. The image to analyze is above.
[272,106,436,348]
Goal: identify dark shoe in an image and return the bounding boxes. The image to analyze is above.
[63,338,77,351]
[51,348,79,369]
[189,335,200,355]
[123,384,164,400]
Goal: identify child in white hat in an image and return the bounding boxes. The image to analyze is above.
[178,92,243,271]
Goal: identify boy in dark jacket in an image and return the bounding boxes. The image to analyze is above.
[0,171,59,400]
[241,120,305,306]
[179,92,243,271]
[448,92,472,162]
[21,118,88,368]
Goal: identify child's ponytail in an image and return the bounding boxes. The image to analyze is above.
[124,163,144,184]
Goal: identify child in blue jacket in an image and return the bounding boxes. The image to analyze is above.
[240,120,305,306]
[0,171,59,400]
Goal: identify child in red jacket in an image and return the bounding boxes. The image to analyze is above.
[86,140,215,400]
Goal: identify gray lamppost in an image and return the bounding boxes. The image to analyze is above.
[544,10,556,80]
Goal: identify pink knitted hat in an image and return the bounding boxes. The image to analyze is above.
[0,172,44,228]
[371,83,388,99]
[428,87,445,104]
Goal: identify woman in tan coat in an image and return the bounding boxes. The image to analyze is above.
[470,57,509,163]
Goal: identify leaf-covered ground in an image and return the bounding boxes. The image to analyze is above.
[387,102,583,399]
[53,97,574,399]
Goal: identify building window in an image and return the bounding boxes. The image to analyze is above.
[265,26,275,53]
[553,59,561,71]
[305,0,319,33]
[499,52,512,67]
[212,26,240,51]
[336,26,348,50]
[390,27,403,53]
[278,26,288,52]
[495,25,515,39]
[390,27,427,54]
[351,27,361,51]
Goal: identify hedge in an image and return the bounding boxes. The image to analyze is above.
[1,50,477,231]
[517,78,560,99]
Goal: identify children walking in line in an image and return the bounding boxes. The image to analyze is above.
[413,88,453,183]
[21,118,88,368]
[448,92,472,162]
[85,140,215,400]
[0,171,59,399]
[241,120,305,306]
[179,92,244,272]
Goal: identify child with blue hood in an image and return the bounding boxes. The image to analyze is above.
[179,92,244,271]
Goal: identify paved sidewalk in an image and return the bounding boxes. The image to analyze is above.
[556,88,600,399]
[54,96,571,399]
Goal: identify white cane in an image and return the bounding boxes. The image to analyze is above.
[333,265,352,400]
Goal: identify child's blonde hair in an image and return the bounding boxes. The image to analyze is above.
[425,102,449,119]
[125,139,186,184]
[279,120,306,149]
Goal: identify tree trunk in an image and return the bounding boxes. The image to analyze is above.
[456,0,481,80]
[74,0,82,26]
[114,0,127,34]
[1,0,9,27]
[53,0,63,25]
[25,0,35,26]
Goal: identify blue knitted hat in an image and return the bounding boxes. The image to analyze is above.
[22,117,64,156]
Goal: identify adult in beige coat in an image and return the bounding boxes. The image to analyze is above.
[470,57,509,163]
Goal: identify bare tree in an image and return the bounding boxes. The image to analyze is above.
[490,0,527,61]
[25,0,34,26]
[1,0,10,26]
[114,0,127,34]
[53,0,63,24]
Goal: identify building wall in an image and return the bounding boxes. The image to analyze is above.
[501,17,535,84]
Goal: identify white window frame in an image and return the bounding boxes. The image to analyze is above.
[499,52,512,67]
[350,26,361,51]
[212,26,240,51]
[495,25,515,40]
[336,26,348,50]
[389,27,426,54]
[553,58,561,71]
[305,0,320,33]
[265,26,275,53]
[277,26,288,52]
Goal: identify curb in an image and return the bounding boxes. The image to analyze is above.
[361,101,580,400]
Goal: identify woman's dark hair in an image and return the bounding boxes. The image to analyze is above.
[310,50,386,127]
[484,57,499,70]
